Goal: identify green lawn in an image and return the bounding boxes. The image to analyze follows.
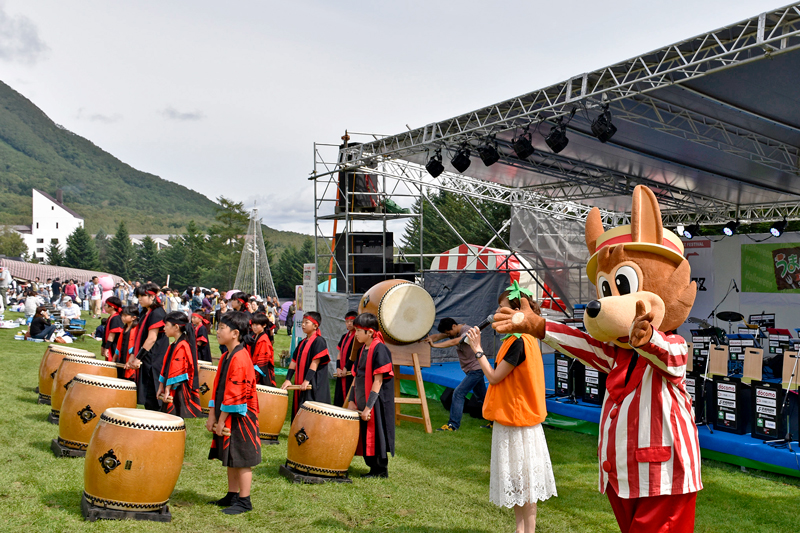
[0,312,798,532]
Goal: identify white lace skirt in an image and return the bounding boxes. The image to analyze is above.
[489,422,557,508]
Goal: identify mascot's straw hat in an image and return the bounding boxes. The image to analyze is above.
[586,186,686,282]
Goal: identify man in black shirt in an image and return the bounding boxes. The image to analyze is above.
[50,277,62,305]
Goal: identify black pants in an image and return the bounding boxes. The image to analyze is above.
[141,366,161,411]
[364,455,388,474]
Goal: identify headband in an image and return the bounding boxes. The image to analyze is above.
[355,324,377,333]
[146,289,158,296]
[237,297,247,304]
[305,316,319,327]
[504,280,533,301]
[192,312,210,326]
[106,301,121,311]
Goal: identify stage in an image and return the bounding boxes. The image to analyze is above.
[400,352,800,479]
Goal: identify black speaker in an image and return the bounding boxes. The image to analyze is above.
[393,262,415,283]
[334,232,393,293]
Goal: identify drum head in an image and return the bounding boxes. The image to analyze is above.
[72,373,137,390]
[301,401,360,420]
[378,283,436,343]
[199,364,217,371]
[62,355,114,367]
[101,408,185,429]
[49,346,94,357]
[256,384,288,396]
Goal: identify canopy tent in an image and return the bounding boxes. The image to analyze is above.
[0,259,123,285]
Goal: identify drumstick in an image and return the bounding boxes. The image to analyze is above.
[212,423,231,436]
[284,384,312,390]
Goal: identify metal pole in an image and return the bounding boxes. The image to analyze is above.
[252,210,257,296]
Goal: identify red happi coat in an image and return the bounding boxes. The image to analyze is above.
[115,325,139,380]
[251,332,276,386]
[103,312,124,361]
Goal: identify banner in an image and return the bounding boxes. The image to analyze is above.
[741,242,800,293]
[302,263,317,312]
[683,239,715,321]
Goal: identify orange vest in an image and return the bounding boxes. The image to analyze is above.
[482,334,547,427]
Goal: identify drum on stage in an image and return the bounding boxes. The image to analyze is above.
[38,346,95,404]
[58,374,137,452]
[286,401,359,478]
[50,356,117,422]
[358,280,436,344]
[255,384,288,442]
[198,364,217,415]
[84,408,185,511]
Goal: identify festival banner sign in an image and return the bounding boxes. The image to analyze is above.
[682,239,714,320]
[741,242,800,293]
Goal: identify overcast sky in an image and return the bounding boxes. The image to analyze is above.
[0,0,782,234]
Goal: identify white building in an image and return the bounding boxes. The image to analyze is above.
[14,189,84,260]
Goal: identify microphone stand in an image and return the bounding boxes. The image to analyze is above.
[766,353,798,450]
[707,279,738,331]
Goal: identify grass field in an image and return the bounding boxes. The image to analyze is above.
[1,311,798,532]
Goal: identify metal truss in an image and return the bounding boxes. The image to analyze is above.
[662,199,800,226]
[339,4,800,166]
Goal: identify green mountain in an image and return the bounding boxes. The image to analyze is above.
[0,80,311,253]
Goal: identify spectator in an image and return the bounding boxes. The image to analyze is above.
[90,276,103,318]
[0,266,11,307]
[201,290,213,314]
[286,300,296,336]
[29,307,59,341]
[23,289,43,319]
[190,287,203,312]
[32,277,40,293]
[64,279,78,302]
[60,297,82,326]
[50,277,62,304]
[94,317,108,340]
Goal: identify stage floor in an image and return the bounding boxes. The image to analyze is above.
[400,352,800,478]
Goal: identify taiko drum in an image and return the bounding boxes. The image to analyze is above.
[84,408,185,511]
[198,364,217,415]
[38,345,95,404]
[58,374,137,453]
[255,384,288,442]
[357,279,436,344]
[286,401,360,478]
[50,356,117,422]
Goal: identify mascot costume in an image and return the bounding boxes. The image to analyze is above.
[494,185,702,533]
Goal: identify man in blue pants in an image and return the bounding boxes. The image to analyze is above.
[426,318,487,432]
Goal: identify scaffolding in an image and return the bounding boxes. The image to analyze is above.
[233,209,277,299]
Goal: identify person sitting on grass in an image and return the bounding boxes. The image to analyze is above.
[206,311,261,515]
[60,297,81,326]
[28,307,67,343]
[427,317,488,432]
[94,318,107,340]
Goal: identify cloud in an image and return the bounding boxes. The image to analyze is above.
[0,4,48,64]
[160,106,205,121]
[245,188,315,234]
[76,108,122,124]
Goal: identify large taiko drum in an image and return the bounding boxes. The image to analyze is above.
[50,356,117,423]
[286,401,360,478]
[38,346,95,405]
[198,364,217,415]
[358,280,436,344]
[256,384,288,443]
[84,408,185,511]
[57,374,138,453]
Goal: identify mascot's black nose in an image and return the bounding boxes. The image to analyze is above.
[586,300,601,319]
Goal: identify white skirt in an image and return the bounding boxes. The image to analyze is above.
[489,422,557,508]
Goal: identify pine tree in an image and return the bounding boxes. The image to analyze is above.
[203,197,249,289]
[65,226,101,270]
[135,236,163,285]
[107,221,135,279]
[45,243,64,266]
[94,228,109,269]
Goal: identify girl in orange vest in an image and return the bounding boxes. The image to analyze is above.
[467,281,557,533]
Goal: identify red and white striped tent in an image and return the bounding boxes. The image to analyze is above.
[430,244,564,310]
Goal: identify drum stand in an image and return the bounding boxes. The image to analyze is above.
[50,438,86,458]
[392,343,433,434]
[81,492,172,522]
[279,463,353,484]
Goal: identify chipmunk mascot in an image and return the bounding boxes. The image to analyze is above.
[494,185,702,533]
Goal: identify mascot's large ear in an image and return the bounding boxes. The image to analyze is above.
[631,185,663,245]
[585,207,604,255]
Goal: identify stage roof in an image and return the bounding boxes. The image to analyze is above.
[335,3,800,227]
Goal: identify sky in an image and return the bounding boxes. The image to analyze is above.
[0,0,785,234]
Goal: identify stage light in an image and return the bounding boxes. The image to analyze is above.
[683,223,700,239]
[591,106,617,143]
[676,224,685,236]
[477,140,500,166]
[512,131,535,160]
[425,149,444,178]
[545,121,569,153]
[450,145,471,173]
[723,220,740,236]
[770,218,787,238]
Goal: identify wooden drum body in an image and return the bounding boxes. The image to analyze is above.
[38,346,95,404]
[198,364,217,415]
[358,280,436,344]
[256,384,288,442]
[50,356,117,421]
[286,401,359,478]
[84,408,185,511]
[58,374,138,452]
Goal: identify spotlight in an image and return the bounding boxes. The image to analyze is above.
[683,223,700,239]
[591,106,617,143]
[450,145,471,173]
[770,218,788,238]
[477,139,500,166]
[676,224,685,237]
[545,120,569,153]
[425,149,444,178]
[512,130,535,160]
[723,220,740,236]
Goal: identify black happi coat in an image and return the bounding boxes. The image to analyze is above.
[333,331,356,407]
[290,333,331,420]
[354,341,395,459]
[195,323,213,362]
[134,306,169,409]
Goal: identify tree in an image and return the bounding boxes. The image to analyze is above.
[64,226,101,270]
[45,243,64,266]
[0,228,28,257]
[107,221,135,279]
[135,236,163,285]
[202,197,249,289]
[161,221,207,289]
[273,237,315,297]
[94,228,109,269]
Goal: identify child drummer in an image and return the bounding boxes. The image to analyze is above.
[251,313,276,386]
[333,310,358,407]
[158,312,202,418]
[281,311,331,419]
[347,313,395,478]
[115,305,140,381]
[207,311,261,515]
